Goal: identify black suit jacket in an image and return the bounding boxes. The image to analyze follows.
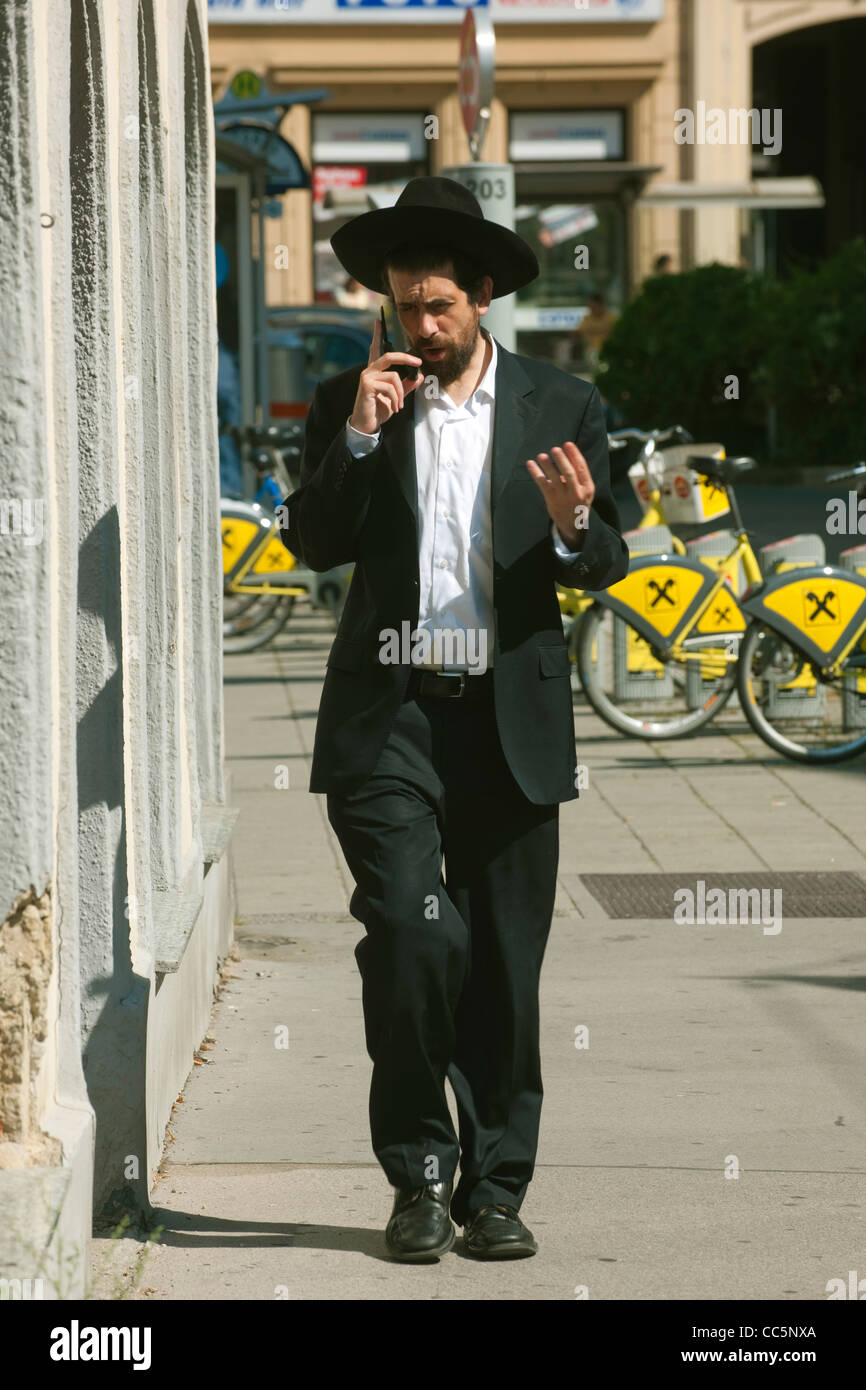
[281,337,628,804]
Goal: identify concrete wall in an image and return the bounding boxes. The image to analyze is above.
[0,0,233,1299]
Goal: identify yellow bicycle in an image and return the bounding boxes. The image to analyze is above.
[221,426,350,654]
[575,456,866,762]
[559,424,727,652]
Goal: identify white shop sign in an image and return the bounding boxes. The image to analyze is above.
[312,113,427,163]
[510,111,624,161]
[514,306,585,330]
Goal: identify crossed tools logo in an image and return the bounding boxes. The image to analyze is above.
[803,587,840,627]
[642,575,680,613]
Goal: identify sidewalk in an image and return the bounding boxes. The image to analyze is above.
[92,608,866,1301]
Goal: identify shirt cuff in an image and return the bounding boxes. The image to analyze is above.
[345,417,381,457]
[551,521,581,560]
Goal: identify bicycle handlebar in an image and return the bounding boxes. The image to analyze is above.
[826,461,866,484]
[607,425,694,448]
[222,423,303,447]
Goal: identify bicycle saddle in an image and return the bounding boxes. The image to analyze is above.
[687,455,756,485]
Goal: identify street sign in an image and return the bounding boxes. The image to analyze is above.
[230,70,262,100]
[457,8,494,161]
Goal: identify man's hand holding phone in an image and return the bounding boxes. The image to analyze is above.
[349,311,423,435]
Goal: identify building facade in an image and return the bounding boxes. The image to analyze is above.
[208,0,861,361]
[0,0,233,1297]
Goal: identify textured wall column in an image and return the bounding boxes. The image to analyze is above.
[182,0,224,810]
[0,0,57,1169]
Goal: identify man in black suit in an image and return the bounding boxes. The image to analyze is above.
[281,178,628,1263]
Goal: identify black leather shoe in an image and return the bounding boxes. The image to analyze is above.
[463,1204,538,1259]
[385,1180,455,1262]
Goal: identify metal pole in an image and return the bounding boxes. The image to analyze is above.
[440,163,516,351]
[255,173,270,425]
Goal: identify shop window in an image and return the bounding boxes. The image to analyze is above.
[311,114,430,301]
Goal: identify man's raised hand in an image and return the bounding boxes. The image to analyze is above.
[349,315,423,435]
[525,441,596,550]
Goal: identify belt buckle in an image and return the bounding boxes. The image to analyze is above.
[440,670,466,698]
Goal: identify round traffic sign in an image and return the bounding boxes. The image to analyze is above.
[230,69,261,100]
[458,11,481,137]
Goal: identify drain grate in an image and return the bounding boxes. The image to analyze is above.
[580,872,866,920]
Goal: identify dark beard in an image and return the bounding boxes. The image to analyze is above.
[415,318,480,388]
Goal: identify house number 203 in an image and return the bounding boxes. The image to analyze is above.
[464,176,507,201]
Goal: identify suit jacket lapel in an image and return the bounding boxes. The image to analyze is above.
[491,340,538,513]
[381,386,418,532]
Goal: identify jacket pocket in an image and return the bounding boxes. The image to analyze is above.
[326,637,364,672]
[538,643,570,679]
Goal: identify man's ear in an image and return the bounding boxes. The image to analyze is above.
[476,274,495,316]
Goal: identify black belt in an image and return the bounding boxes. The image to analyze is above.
[405,668,494,700]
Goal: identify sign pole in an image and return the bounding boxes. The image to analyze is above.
[444,11,516,350]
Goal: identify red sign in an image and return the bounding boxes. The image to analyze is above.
[674,475,691,499]
[458,10,481,138]
[312,165,367,205]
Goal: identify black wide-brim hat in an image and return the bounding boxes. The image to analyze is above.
[330,175,539,299]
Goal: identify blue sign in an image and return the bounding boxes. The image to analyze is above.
[208,0,664,23]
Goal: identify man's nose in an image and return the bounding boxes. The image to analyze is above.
[419,315,439,340]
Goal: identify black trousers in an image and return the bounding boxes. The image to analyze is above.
[326,678,559,1227]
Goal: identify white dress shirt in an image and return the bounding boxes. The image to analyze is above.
[343,331,581,669]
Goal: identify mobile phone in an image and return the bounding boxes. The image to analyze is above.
[380,307,418,381]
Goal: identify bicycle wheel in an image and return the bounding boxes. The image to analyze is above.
[576,601,737,739]
[737,620,866,763]
[223,589,266,629]
[223,595,296,654]
[223,592,283,639]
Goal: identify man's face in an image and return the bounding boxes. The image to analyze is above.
[387,267,490,388]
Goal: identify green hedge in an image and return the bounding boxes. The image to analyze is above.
[757,239,866,468]
[596,239,866,469]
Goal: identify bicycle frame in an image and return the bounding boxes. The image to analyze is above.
[222,498,308,598]
[739,564,866,677]
[586,535,866,688]
[586,550,745,661]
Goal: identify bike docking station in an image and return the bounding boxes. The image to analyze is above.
[616,525,677,703]
[839,543,866,729]
[620,443,743,711]
[757,534,828,722]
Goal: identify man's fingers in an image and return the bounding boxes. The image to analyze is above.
[549,445,578,481]
[531,451,557,483]
[562,440,592,481]
[381,370,406,411]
